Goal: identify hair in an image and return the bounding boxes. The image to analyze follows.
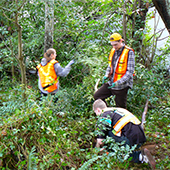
[44,48,56,61]
[93,99,107,111]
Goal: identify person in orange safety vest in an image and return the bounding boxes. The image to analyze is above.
[37,48,74,101]
[94,33,135,109]
[93,99,156,170]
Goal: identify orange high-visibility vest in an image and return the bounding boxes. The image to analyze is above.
[111,108,141,137]
[108,46,134,82]
[37,59,58,93]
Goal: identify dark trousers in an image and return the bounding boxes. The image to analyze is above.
[40,91,58,103]
[107,131,142,163]
[94,83,129,109]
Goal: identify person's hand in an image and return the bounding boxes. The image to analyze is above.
[68,59,75,66]
[108,83,115,89]
[102,76,108,84]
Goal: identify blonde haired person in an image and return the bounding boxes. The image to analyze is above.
[93,99,156,169]
[37,48,74,100]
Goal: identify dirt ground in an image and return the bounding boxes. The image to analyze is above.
[131,140,170,170]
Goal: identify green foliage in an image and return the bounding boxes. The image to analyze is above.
[0,84,96,169]
[78,155,102,170]
[127,61,169,115]
[28,146,39,170]
[0,0,45,79]
[79,137,136,170]
[0,0,170,169]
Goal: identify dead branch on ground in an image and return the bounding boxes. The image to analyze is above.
[141,99,149,129]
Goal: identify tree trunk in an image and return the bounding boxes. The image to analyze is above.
[123,0,127,43]
[1,0,27,99]
[132,0,137,39]
[152,0,170,33]
[16,16,26,99]
[44,0,54,52]
[10,40,15,82]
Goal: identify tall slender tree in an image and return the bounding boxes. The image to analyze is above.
[44,0,54,52]
[1,0,27,99]
[123,0,127,43]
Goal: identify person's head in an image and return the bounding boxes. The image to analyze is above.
[44,48,57,61]
[93,99,107,116]
[110,33,124,50]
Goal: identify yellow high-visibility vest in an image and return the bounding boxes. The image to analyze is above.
[108,46,134,82]
[37,59,58,92]
[112,107,141,136]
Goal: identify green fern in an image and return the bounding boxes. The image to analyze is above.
[78,156,102,170]
[28,146,37,170]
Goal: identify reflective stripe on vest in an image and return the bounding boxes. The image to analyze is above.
[112,108,141,136]
[108,46,134,82]
[37,59,58,93]
[108,48,115,68]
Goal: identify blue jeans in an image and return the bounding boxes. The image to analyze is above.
[107,131,142,163]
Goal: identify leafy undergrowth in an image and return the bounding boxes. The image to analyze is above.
[0,81,169,170]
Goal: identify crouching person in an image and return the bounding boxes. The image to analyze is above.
[93,99,156,169]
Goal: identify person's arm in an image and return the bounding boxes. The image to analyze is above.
[116,50,135,85]
[95,115,112,149]
[54,63,70,77]
[54,60,74,77]
[105,64,111,77]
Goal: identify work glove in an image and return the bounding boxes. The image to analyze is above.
[108,83,115,89]
[68,59,75,66]
[102,76,109,84]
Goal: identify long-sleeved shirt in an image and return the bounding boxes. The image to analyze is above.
[38,58,71,94]
[105,45,135,90]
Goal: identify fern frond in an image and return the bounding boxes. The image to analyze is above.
[28,146,37,170]
[78,156,102,170]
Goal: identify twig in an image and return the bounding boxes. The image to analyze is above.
[94,78,100,92]
[158,35,170,41]
[101,11,118,46]
[141,99,149,129]
[3,12,15,22]
[146,28,166,42]
[17,0,27,11]
[0,6,12,12]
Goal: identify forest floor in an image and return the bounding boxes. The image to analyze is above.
[129,135,170,169]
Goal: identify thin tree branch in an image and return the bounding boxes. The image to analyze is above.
[146,28,166,42]
[141,99,149,129]
[101,11,118,45]
[17,0,27,11]
[94,78,100,92]
[158,35,170,41]
[3,12,15,22]
[0,6,12,12]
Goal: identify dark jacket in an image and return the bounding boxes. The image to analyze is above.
[96,109,146,146]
